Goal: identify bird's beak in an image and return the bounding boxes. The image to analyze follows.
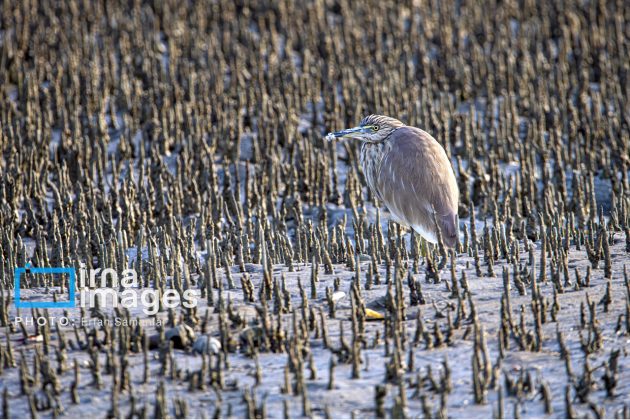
[331,126,368,139]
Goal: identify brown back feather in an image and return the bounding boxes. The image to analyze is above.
[375,126,459,246]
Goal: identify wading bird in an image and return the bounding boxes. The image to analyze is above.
[329,115,459,248]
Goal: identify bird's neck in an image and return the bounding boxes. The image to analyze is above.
[360,141,387,165]
[360,141,387,197]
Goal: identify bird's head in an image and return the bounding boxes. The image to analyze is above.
[328,114,405,143]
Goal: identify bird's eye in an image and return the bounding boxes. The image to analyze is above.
[373,125,379,131]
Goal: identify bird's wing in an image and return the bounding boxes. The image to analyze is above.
[376,126,459,246]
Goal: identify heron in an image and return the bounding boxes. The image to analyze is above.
[329,115,459,248]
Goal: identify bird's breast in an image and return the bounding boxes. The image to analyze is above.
[360,142,387,201]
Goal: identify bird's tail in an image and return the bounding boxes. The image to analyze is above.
[440,212,459,248]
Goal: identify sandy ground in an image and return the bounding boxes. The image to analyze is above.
[3,231,629,419]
